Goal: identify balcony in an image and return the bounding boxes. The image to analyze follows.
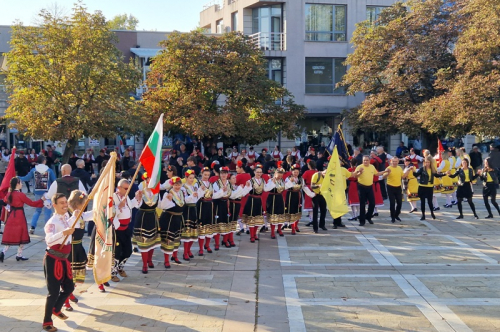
[203,0,224,11]
[250,32,286,51]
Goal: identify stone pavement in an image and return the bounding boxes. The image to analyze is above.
[1,187,500,331]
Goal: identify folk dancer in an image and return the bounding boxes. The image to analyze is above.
[198,167,215,255]
[423,150,443,211]
[132,173,161,274]
[242,164,265,242]
[478,157,500,218]
[264,162,286,239]
[383,157,404,223]
[227,173,251,245]
[448,158,479,219]
[438,151,455,208]
[212,167,234,248]
[402,157,419,212]
[272,145,283,162]
[42,193,75,332]
[247,147,258,167]
[228,146,239,171]
[181,169,202,261]
[347,158,360,221]
[111,180,141,280]
[235,161,251,235]
[302,160,317,226]
[284,164,305,234]
[408,156,443,220]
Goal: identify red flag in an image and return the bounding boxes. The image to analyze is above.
[436,139,444,165]
[0,147,17,200]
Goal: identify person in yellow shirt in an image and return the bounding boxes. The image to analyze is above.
[354,156,390,226]
[448,158,479,219]
[383,157,404,223]
[477,157,500,218]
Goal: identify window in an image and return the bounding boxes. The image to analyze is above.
[305,58,346,94]
[216,19,224,34]
[266,58,283,85]
[367,6,387,24]
[305,4,346,42]
[231,12,238,31]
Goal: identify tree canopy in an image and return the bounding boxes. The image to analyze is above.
[107,13,139,30]
[341,0,500,137]
[4,4,145,162]
[142,30,305,145]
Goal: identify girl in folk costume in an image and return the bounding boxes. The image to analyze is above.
[448,158,479,219]
[409,156,444,220]
[408,148,423,168]
[63,190,94,311]
[347,158,360,221]
[478,157,500,218]
[242,164,265,243]
[132,173,161,274]
[451,148,462,204]
[0,177,44,263]
[181,170,202,261]
[264,162,287,239]
[198,167,215,256]
[437,151,455,208]
[281,159,292,229]
[423,150,443,211]
[302,159,317,225]
[159,176,189,268]
[247,147,258,167]
[209,162,220,183]
[402,157,419,213]
[212,167,234,249]
[229,147,239,171]
[284,164,303,235]
[291,146,301,164]
[369,155,384,216]
[235,161,251,235]
[272,145,283,162]
[227,173,251,246]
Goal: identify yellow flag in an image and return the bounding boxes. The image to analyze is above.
[321,146,349,219]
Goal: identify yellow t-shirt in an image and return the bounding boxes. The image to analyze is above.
[311,172,324,195]
[420,169,434,187]
[355,164,377,186]
[341,168,352,179]
[487,172,493,183]
[386,165,404,187]
[464,167,474,182]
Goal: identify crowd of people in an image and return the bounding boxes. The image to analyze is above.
[0,139,499,332]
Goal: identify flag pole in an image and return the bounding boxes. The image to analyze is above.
[59,152,116,249]
[124,162,142,198]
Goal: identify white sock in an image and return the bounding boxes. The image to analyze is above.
[409,201,416,210]
[433,196,438,207]
[446,195,452,205]
[2,246,9,254]
[452,192,457,202]
[17,245,23,257]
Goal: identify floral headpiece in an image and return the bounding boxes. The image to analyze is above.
[169,176,182,185]
[185,169,195,178]
[220,166,229,173]
[142,172,148,180]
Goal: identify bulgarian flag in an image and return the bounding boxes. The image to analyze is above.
[139,114,164,193]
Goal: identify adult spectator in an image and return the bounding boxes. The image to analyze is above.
[316,151,328,172]
[122,149,131,171]
[127,161,144,181]
[395,142,408,158]
[46,164,87,200]
[469,146,483,172]
[15,150,31,193]
[71,159,96,191]
[179,144,190,162]
[18,155,56,234]
[353,148,363,166]
[94,149,110,173]
[256,148,267,165]
[488,145,500,170]
[181,156,201,177]
[82,148,95,173]
[412,137,422,155]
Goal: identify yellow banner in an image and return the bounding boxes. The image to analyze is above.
[321,146,349,219]
[92,152,117,285]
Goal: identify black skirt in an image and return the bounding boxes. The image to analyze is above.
[159,211,184,254]
[132,208,160,252]
[70,228,87,284]
[242,195,264,226]
[266,193,286,225]
[198,200,215,237]
[285,190,302,222]
[214,199,231,234]
[457,182,473,199]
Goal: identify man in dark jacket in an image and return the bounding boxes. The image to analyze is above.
[15,150,32,193]
[71,159,96,192]
[316,151,328,172]
[469,146,483,172]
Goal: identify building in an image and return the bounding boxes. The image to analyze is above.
[199,0,477,154]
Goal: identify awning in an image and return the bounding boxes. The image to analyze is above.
[130,48,162,58]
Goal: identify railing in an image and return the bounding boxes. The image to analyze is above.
[203,0,224,11]
[228,0,237,4]
[249,32,286,51]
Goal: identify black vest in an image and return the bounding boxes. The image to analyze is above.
[56,176,80,198]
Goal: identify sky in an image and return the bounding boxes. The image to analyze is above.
[0,0,209,31]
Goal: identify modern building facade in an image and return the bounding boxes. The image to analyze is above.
[199,0,434,154]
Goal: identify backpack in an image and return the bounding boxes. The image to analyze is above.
[34,169,49,191]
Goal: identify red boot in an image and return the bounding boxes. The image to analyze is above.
[277,224,284,237]
[229,232,236,247]
[204,237,213,253]
[188,241,194,258]
[214,234,220,251]
[291,222,296,235]
[164,254,171,269]
[183,242,190,261]
[271,224,276,239]
[69,293,78,303]
[295,221,300,233]
[141,252,149,274]
[198,238,204,256]
[223,234,231,248]
[171,251,182,264]
[250,227,256,243]
[147,249,155,268]
[64,298,73,311]
[254,226,259,241]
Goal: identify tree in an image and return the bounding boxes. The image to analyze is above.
[107,14,139,30]
[142,30,305,145]
[340,0,462,136]
[5,3,145,163]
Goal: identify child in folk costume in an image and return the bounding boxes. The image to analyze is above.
[63,190,93,311]
[229,147,239,171]
[0,177,44,263]
[111,180,142,280]
[284,164,304,235]
[198,167,215,256]
[132,173,161,274]
[264,162,286,239]
[212,167,234,249]
[235,162,251,235]
[403,157,419,213]
[181,169,202,261]
[227,173,251,246]
[272,145,283,162]
[347,158,360,221]
[437,151,455,208]
[159,176,190,268]
[242,164,265,243]
[291,146,301,164]
[302,160,316,226]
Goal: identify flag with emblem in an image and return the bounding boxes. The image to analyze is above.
[139,114,164,194]
[321,146,349,219]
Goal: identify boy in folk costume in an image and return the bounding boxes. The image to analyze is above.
[111,180,142,280]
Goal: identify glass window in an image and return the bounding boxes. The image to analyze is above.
[305,4,346,42]
[367,6,387,24]
[216,19,224,34]
[266,58,283,85]
[231,12,238,31]
[305,58,346,94]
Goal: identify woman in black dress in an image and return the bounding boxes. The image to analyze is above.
[448,158,479,219]
[478,157,500,218]
[284,164,303,235]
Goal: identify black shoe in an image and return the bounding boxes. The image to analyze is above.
[104,282,110,287]
[246,230,250,235]
[395,217,401,222]
[410,208,417,213]
[391,219,396,223]
[296,228,300,232]
[338,224,346,227]
[320,227,328,231]
[456,215,464,219]
[431,212,436,220]
[486,215,494,219]
[474,215,479,219]
[133,247,139,253]
[358,223,365,226]
[236,229,244,236]
[313,230,318,233]
[259,226,266,233]
[420,216,425,220]
[16,256,29,261]
[372,213,379,217]
[305,222,313,227]
[348,217,357,221]
[29,227,35,235]
[333,225,338,229]
[0,252,4,263]
[452,201,458,205]
[367,219,374,224]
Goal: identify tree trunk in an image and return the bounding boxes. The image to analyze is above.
[61,137,78,165]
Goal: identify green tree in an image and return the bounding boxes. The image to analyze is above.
[143,30,305,145]
[340,0,462,136]
[107,13,139,30]
[4,3,145,163]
